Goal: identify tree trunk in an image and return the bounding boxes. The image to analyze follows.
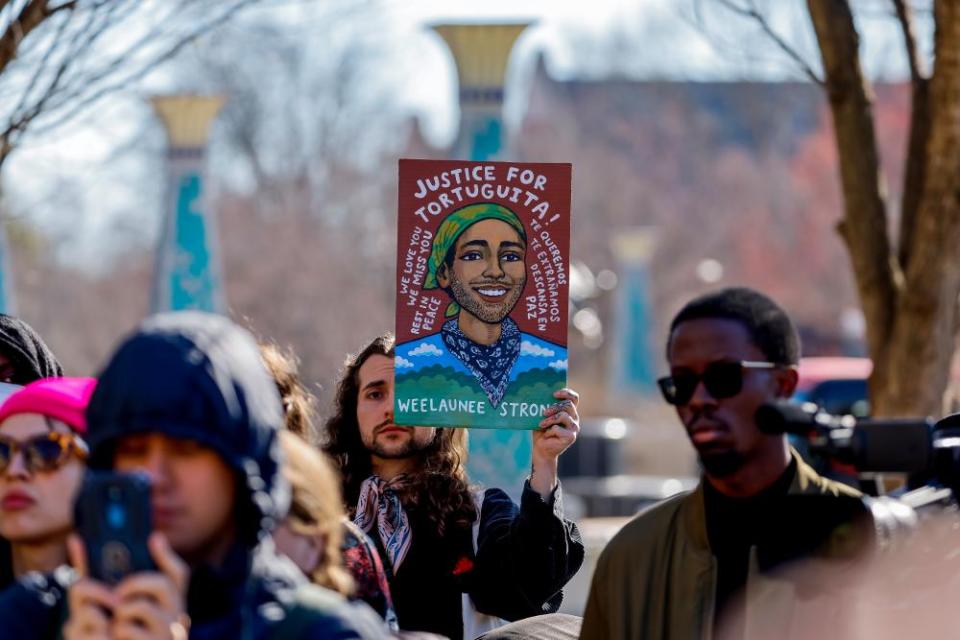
[808,0,960,417]
[806,0,899,409]
[880,2,960,416]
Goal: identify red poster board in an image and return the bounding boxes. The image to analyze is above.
[394,159,572,429]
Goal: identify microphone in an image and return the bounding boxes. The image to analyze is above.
[755,400,842,435]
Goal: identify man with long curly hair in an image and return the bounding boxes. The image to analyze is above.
[323,333,584,640]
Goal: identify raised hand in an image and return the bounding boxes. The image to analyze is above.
[530,388,581,499]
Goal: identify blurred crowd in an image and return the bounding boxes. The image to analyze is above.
[0,311,583,640]
[0,286,954,640]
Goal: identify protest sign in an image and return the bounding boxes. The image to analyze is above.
[395,159,571,429]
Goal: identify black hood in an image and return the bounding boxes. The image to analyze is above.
[0,314,63,382]
[85,311,289,545]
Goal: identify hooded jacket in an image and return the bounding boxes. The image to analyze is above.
[85,311,289,545]
[73,311,385,640]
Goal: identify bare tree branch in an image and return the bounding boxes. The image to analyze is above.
[893,0,927,82]
[715,0,824,85]
[893,0,931,272]
[0,0,259,168]
[8,0,72,121]
[0,1,119,165]
[8,0,105,121]
[0,0,50,76]
[20,0,258,141]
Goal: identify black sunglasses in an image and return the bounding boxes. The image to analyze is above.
[657,360,782,406]
[0,432,88,474]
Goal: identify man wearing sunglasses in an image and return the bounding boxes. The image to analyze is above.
[581,287,871,640]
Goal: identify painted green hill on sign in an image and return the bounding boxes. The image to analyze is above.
[395,364,565,429]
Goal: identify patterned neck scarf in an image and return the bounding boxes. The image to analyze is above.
[354,475,412,573]
[441,316,521,407]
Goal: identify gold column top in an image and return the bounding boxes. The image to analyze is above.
[432,22,532,103]
[151,95,225,148]
[611,228,659,264]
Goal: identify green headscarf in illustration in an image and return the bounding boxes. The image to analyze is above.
[423,202,528,318]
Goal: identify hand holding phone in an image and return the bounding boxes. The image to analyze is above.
[64,533,190,640]
[66,471,191,639]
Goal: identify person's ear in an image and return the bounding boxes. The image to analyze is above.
[436,263,450,288]
[776,366,799,398]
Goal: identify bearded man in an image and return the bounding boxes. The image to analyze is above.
[323,333,584,639]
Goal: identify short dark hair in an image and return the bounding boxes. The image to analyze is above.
[667,287,800,365]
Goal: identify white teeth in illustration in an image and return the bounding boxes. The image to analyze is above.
[478,288,506,296]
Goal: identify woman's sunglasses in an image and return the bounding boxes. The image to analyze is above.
[657,360,782,406]
[0,432,88,474]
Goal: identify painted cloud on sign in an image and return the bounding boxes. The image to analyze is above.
[521,341,555,358]
[409,343,443,357]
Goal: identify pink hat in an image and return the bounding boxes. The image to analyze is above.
[0,377,97,434]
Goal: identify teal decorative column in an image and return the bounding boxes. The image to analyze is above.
[0,220,14,314]
[610,230,657,395]
[151,96,225,314]
[433,22,532,493]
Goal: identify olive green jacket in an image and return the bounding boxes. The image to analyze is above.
[580,453,865,640]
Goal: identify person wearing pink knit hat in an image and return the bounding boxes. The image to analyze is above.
[0,378,94,586]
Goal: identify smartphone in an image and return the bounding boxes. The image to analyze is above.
[74,471,156,585]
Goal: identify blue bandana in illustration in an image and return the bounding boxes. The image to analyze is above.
[441,317,521,407]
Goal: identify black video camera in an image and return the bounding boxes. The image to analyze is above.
[756,400,960,502]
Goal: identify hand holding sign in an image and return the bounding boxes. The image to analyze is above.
[530,388,581,499]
